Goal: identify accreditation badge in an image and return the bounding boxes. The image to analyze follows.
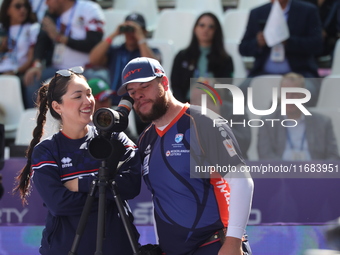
[270,43,285,62]
[53,43,66,65]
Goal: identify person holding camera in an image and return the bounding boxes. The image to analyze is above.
[89,12,161,107]
[119,57,254,255]
[14,66,141,255]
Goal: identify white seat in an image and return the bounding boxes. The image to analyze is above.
[147,38,175,79]
[113,0,159,32]
[316,75,340,108]
[175,0,224,21]
[102,8,129,43]
[247,75,283,160]
[237,0,270,10]
[152,9,198,54]
[331,39,340,75]
[0,75,25,139]
[223,9,250,43]
[225,41,248,79]
[15,108,60,146]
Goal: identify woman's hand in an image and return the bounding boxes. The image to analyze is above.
[64,178,79,192]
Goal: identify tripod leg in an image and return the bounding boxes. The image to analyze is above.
[110,180,141,255]
[95,179,108,255]
[68,179,98,255]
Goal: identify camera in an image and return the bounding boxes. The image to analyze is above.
[89,96,134,160]
[119,25,135,33]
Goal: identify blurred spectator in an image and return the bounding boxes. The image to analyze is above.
[171,12,233,103]
[88,77,113,111]
[89,12,160,106]
[257,72,340,160]
[0,0,39,76]
[23,0,104,108]
[239,0,323,106]
[300,0,340,58]
[190,78,251,159]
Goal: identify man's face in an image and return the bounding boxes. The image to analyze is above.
[126,78,169,122]
[46,0,63,15]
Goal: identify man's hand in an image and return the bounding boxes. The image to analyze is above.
[42,16,59,41]
[218,236,242,255]
[256,31,267,48]
[64,178,79,192]
[24,67,42,86]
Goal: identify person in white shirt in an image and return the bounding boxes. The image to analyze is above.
[23,0,104,108]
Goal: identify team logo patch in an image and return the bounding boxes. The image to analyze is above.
[175,133,184,143]
[61,157,73,168]
[145,144,151,154]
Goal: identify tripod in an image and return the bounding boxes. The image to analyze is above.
[68,138,141,255]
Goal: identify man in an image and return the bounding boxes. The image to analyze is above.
[118,57,254,255]
[257,72,340,160]
[23,0,105,108]
[239,0,323,106]
[89,13,160,106]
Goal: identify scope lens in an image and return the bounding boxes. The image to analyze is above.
[96,111,112,128]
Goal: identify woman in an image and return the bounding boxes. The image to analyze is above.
[14,67,141,255]
[0,0,39,75]
[170,12,233,103]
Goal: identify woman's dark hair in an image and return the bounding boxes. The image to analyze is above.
[0,0,36,30]
[185,12,229,73]
[13,73,84,204]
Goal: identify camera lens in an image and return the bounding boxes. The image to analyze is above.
[96,111,113,128]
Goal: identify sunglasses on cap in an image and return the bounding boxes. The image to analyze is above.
[55,66,84,77]
[13,3,29,10]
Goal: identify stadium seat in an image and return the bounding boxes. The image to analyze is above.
[225,41,248,79]
[113,0,159,32]
[102,8,129,42]
[14,108,60,146]
[152,9,198,54]
[174,0,224,21]
[222,9,250,43]
[237,0,270,10]
[147,38,175,79]
[0,75,25,139]
[331,39,340,75]
[316,75,340,108]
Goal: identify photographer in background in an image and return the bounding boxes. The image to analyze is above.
[89,12,161,135]
[89,12,161,107]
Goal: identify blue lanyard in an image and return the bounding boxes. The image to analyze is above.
[8,25,24,51]
[56,1,77,37]
[35,0,44,15]
[286,128,306,151]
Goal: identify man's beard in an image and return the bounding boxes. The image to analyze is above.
[135,93,169,123]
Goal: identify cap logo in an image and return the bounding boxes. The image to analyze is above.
[155,68,163,74]
[124,68,142,80]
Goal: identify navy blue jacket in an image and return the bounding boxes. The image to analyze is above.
[239,0,323,78]
[32,126,141,255]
